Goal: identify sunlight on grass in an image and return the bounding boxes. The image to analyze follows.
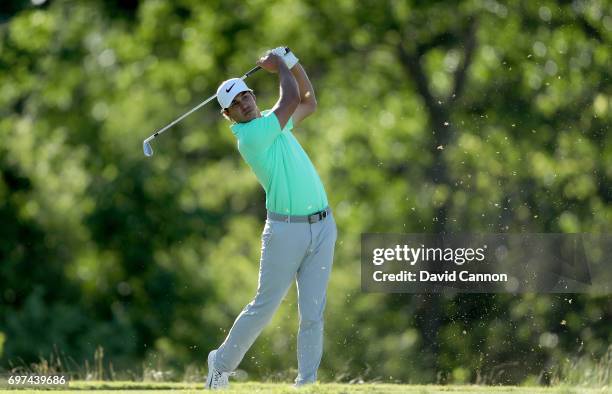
[6,381,608,394]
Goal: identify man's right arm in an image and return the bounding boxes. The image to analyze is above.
[257,52,300,130]
[272,61,300,129]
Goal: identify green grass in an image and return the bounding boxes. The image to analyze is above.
[1,381,609,394]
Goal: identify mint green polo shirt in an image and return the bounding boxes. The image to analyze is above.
[230,109,328,215]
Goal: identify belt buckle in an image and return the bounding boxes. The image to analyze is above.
[308,210,326,224]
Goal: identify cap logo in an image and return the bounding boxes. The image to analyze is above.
[225,83,236,93]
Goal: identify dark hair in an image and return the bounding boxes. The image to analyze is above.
[220,108,231,121]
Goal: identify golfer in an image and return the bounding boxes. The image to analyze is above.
[205,47,337,390]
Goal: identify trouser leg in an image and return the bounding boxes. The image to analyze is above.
[295,215,337,385]
[215,219,309,372]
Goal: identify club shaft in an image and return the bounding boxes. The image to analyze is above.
[143,48,291,151]
[145,94,217,143]
[144,66,263,144]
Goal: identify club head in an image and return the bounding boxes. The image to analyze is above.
[143,141,153,157]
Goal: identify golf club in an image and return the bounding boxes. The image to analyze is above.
[143,47,291,157]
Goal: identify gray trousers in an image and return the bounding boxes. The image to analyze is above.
[214,212,337,385]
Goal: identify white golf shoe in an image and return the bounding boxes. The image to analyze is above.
[205,350,233,390]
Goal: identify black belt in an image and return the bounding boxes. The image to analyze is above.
[267,207,331,224]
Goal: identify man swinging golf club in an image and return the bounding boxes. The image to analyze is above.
[205,48,337,390]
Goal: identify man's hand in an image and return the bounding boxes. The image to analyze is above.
[257,52,284,73]
[271,47,299,69]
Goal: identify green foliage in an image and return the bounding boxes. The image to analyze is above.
[0,0,610,386]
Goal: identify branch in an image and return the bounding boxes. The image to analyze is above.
[396,42,443,115]
[557,0,605,42]
[577,16,603,42]
[415,32,459,57]
[451,17,478,101]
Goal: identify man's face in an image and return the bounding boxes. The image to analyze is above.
[225,91,259,123]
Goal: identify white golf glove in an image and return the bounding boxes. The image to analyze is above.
[270,46,299,69]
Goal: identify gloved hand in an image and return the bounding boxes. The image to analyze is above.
[270,46,299,69]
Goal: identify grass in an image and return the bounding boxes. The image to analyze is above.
[1,381,610,394]
[2,346,610,393]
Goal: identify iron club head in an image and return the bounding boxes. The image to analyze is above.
[143,140,154,157]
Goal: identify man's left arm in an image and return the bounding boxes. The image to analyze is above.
[290,63,317,127]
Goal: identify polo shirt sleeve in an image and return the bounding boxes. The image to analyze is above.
[240,112,287,153]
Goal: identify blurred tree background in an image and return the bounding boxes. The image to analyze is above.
[1,0,611,386]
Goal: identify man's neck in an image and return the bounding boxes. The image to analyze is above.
[237,111,262,124]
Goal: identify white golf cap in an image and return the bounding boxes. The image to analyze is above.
[217,78,252,109]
